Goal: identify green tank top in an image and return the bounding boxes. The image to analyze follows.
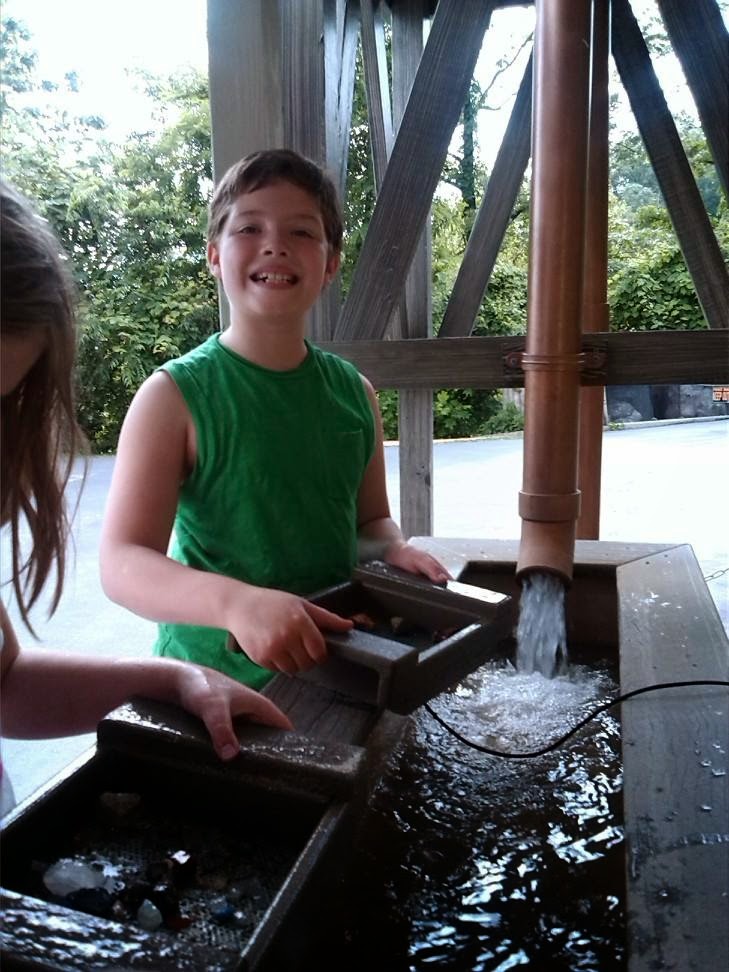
[154,334,375,688]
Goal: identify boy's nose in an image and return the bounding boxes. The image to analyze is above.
[262,234,288,256]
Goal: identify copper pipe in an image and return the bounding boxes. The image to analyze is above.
[577,0,611,540]
[516,0,593,584]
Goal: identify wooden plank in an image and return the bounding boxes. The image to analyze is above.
[578,0,611,540]
[392,0,433,341]
[334,0,495,340]
[612,0,729,331]
[617,545,729,971]
[398,388,434,536]
[325,0,361,196]
[320,0,360,341]
[282,0,325,161]
[97,698,367,801]
[281,0,331,340]
[392,0,434,537]
[360,0,394,188]
[206,0,284,179]
[319,328,729,390]
[410,537,676,574]
[361,0,411,342]
[656,0,729,197]
[207,0,284,330]
[439,54,532,338]
[263,672,379,744]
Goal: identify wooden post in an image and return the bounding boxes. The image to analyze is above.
[206,0,336,339]
[392,0,434,539]
[576,0,610,540]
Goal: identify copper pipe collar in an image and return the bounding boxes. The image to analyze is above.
[519,490,581,522]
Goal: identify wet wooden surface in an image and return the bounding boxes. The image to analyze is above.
[414,536,729,972]
[618,544,729,972]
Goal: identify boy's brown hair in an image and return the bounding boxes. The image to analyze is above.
[208,149,343,252]
[0,181,87,633]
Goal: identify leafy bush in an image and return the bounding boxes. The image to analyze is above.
[481,401,525,435]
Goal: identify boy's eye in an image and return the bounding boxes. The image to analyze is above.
[292,228,314,238]
[237,225,258,234]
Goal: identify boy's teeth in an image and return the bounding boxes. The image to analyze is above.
[255,272,293,282]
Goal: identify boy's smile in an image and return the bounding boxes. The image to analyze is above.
[207,181,339,331]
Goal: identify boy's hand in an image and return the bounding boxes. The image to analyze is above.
[228,588,353,675]
[383,540,452,584]
[173,661,293,761]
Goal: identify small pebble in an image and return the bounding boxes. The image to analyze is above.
[137,898,164,931]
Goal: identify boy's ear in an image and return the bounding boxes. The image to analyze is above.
[323,250,340,286]
[207,241,221,278]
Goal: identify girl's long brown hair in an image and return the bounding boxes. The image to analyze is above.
[1,181,86,633]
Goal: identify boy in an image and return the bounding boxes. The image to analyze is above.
[100,149,449,689]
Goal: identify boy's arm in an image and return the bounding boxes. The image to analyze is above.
[99,373,350,673]
[0,603,291,759]
[356,378,450,583]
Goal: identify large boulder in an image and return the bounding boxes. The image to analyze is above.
[606,384,654,422]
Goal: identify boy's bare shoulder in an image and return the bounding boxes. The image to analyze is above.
[358,371,377,401]
[126,370,190,429]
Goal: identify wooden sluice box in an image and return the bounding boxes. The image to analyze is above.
[0,563,514,971]
[413,537,729,972]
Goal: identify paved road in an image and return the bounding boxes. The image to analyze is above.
[3,418,728,805]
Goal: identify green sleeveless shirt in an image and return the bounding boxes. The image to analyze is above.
[154,334,375,688]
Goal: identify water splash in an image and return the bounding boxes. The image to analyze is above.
[516,571,568,677]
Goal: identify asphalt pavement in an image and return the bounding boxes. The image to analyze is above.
[2,417,728,805]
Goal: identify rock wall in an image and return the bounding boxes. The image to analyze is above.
[606,384,729,422]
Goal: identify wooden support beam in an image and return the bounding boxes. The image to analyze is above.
[438,54,532,338]
[656,0,729,197]
[612,0,729,331]
[335,0,496,341]
[392,0,434,538]
[282,0,326,161]
[392,0,432,342]
[325,0,361,196]
[577,0,611,541]
[207,0,283,178]
[280,0,332,340]
[320,328,729,390]
[321,0,361,340]
[360,0,394,187]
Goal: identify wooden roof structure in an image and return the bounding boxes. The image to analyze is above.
[206,0,729,543]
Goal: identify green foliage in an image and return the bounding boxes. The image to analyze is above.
[481,401,525,435]
[377,389,399,441]
[609,241,706,332]
[1,20,217,450]
[378,388,509,441]
[607,113,727,333]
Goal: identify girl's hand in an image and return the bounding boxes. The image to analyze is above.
[173,660,293,761]
[383,541,452,584]
[227,588,353,675]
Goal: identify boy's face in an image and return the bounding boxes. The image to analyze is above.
[207,180,340,326]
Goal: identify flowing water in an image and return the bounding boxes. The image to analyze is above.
[334,659,625,971]
[516,572,569,677]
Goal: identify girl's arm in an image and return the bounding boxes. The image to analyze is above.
[356,377,450,583]
[99,373,350,674]
[0,603,292,759]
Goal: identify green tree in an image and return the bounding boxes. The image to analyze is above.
[608,117,727,332]
[1,18,217,449]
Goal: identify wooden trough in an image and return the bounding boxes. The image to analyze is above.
[413,536,729,972]
[0,564,514,971]
[1,543,726,969]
